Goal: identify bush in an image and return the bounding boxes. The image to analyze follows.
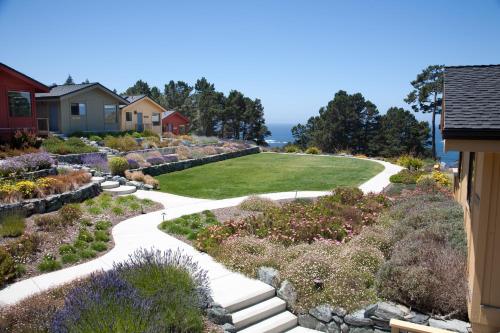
[330,186,364,205]
[126,158,140,169]
[146,156,165,165]
[396,155,424,171]
[89,135,102,142]
[176,146,192,160]
[431,170,452,187]
[160,211,219,241]
[59,244,77,255]
[58,204,82,224]
[91,241,108,252]
[108,157,129,175]
[78,248,97,259]
[95,220,112,230]
[0,246,17,287]
[77,228,94,243]
[94,230,110,242]
[5,233,41,262]
[305,146,321,154]
[416,174,439,192]
[111,206,124,216]
[239,196,278,212]
[81,153,108,172]
[284,145,300,153]
[38,254,62,272]
[15,180,37,198]
[61,253,80,264]
[389,169,424,184]
[0,214,25,237]
[104,135,140,152]
[42,137,97,155]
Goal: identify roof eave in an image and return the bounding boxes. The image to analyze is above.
[0,63,50,92]
[442,128,500,140]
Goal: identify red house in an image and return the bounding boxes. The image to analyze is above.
[0,63,49,139]
[161,110,189,135]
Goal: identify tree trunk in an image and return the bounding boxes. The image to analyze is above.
[432,102,437,160]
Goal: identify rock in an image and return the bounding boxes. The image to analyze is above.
[332,307,348,317]
[344,310,374,327]
[129,181,143,188]
[299,314,322,330]
[327,322,341,333]
[371,317,390,331]
[350,327,374,333]
[429,319,470,333]
[143,184,154,190]
[221,323,236,333]
[332,315,343,325]
[207,307,232,325]
[277,280,297,308]
[341,323,349,333]
[257,266,280,288]
[365,302,408,321]
[310,304,334,323]
[404,311,429,325]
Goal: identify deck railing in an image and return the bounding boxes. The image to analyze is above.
[390,319,453,333]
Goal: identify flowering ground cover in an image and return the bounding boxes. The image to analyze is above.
[0,193,162,287]
[155,153,384,199]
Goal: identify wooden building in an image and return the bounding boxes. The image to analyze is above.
[441,65,500,333]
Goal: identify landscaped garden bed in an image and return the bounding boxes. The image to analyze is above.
[0,193,162,287]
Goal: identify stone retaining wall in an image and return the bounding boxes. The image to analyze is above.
[0,182,101,218]
[132,146,260,176]
[117,146,177,156]
[0,167,58,182]
[52,152,108,165]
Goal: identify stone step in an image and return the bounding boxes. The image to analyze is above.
[100,180,120,189]
[103,185,137,195]
[91,176,105,184]
[238,311,297,333]
[232,297,287,330]
[285,326,325,332]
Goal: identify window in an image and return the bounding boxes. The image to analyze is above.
[467,152,476,206]
[125,112,132,122]
[152,113,160,126]
[104,105,117,123]
[71,103,86,116]
[8,91,31,117]
[179,125,185,134]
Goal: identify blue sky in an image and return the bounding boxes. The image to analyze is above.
[1,0,499,125]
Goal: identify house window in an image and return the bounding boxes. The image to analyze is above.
[125,112,132,122]
[71,103,86,116]
[104,105,117,123]
[467,152,476,206]
[8,91,31,117]
[152,113,160,126]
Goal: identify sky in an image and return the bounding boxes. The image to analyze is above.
[1,0,499,125]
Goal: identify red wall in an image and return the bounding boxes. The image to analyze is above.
[162,113,189,135]
[0,70,39,137]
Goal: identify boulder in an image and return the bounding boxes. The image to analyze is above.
[341,323,349,333]
[207,306,232,325]
[365,302,408,321]
[277,280,297,308]
[344,310,374,327]
[332,307,348,317]
[298,314,327,331]
[332,315,343,325]
[350,327,374,333]
[257,266,280,288]
[404,311,429,325]
[428,319,470,333]
[221,323,236,333]
[310,304,334,323]
[327,322,341,333]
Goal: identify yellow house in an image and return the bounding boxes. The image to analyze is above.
[120,95,164,134]
[441,65,500,333]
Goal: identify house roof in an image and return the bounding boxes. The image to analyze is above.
[0,63,50,92]
[123,94,146,104]
[121,95,167,112]
[442,64,500,140]
[161,110,189,122]
[36,83,129,104]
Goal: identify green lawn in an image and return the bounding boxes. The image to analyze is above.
[155,153,384,199]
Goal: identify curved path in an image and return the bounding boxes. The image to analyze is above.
[0,159,402,307]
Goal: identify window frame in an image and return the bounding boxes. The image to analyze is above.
[8,91,32,118]
[152,113,160,126]
[125,112,132,122]
[71,103,86,117]
[104,104,117,124]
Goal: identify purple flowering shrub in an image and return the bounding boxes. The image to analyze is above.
[81,153,108,172]
[146,157,165,165]
[127,159,140,169]
[52,249,210,333]
[0,152,54,177]
[162,154,179,163]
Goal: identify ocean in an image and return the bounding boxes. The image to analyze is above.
[265,123,459,167]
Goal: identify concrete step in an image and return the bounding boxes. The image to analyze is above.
[238,311,297,333]
[91,176,105,184]
[100,180,119,189]
[232,297,286,330]
[286,326,325,332]
[103,185,137,195]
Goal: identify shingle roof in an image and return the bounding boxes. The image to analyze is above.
[36,83,129,104]
[442,65,500,139]
[161,111,175,119]
[123,94,146,103]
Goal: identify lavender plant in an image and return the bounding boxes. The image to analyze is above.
[0,152,54,176]
[81,153,109,172]
[145,157,165,165]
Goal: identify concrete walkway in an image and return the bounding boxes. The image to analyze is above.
[0,158,402,307]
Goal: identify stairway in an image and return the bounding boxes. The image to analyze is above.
[92,177,137,195]
[224,286,322,333]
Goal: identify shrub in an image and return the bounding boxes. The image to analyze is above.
[78,248,97,259]
[144,175,160,189]
[89,135,102,142]
[305,146,321,154]
[15,180,37,198]
[111,206,124,216]
[160,211,219,241]
[431,170,452,187]
[95,220,112,230]
[416,174,439,192]
[176,146,192,160]
[5,233,41,262]
[141,129,160,138]
[91,241,108,252]
[77,228,94,243]
[239,196,278,212]
[81,153,108,172]
[73,239,88,250]
[389,169,425,184]
[38,254,62,272]
[59,244,77,255]
[108,157,129,175]
[0,151,54,176]
[284,145,300,153]
[42,137,97,155]
[146,156,165,165]
[126,158,140,169]
[330,186,364,205]
[104,135,140,152]
[94,230,110,242]
[0,246,17,287]
[11,129,38,149]
[396,155,424,171]
[58,204,82,224]
[0,214,25,237]
[61,253,80,264]
[124,153,148,167]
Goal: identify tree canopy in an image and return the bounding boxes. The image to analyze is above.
[64,75,75,85]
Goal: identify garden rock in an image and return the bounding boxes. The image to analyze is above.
[298,314,326,331]
[350,327,374,333]
[404,311,429,325]
[332,315,343,325]
[341,323,349,333]
[221,323,236,333]
[143,184,154,190]
[257,266,280,288]
[428,319,470,333]
[332,307,348,317]
[310,304,334,323]
[277,280,297,309]
[365,302,408,321]
[327,322,341,333]
[207,306,232,325]
[344,310,374,327]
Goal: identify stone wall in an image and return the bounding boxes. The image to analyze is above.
[117,146,177,156]
[0,182,101,218]
[132,146,260,176]
[0,167,57,182]
[52,152,108,165]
